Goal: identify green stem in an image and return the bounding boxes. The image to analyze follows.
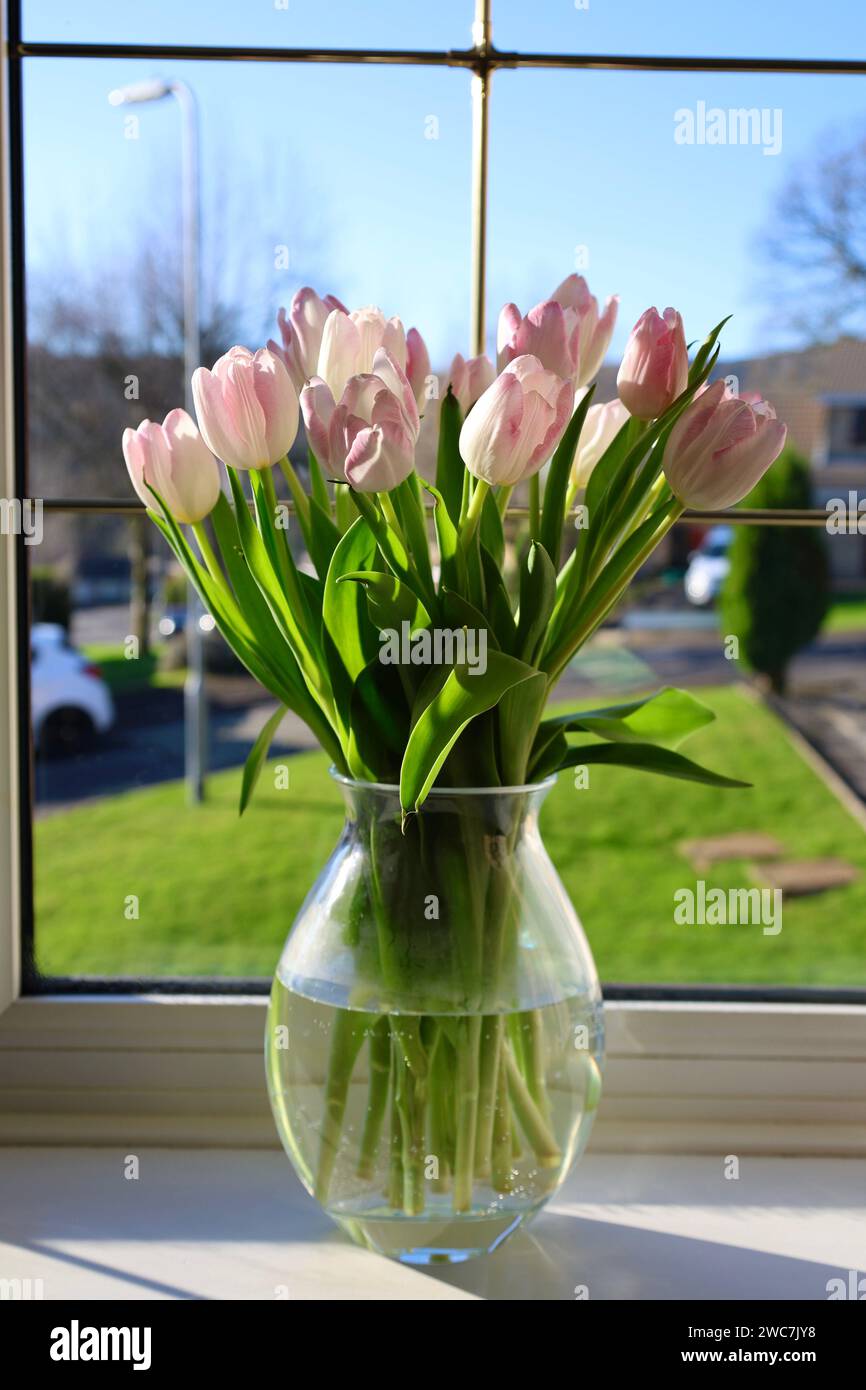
[528,472,540,540]
[314,1009,370,1203]
[543,497,683,683]
[278,456,311,529]
[391,1032,426,1216]
[452,1015,482,1213]
[458,478,490,555]
[491,1047,514,1194]
[379,490,407,548]
[191,521,223,586]
[260,466,295,597]
[496,484,513,519]
[428,1029,454,1192]
[387,1039,404,1208]
[474,1015,503,1177]
[335,482,354,533]
[519,1008,551,1123]
[356,1017,391,1181]
[504,1045,561,1169]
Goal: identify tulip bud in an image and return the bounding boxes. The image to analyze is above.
[497,299,579,382]
[571,399,630,489]
[300,348,420,493]
[459,355,574,487]
[550,274,619,389]
[447,352,496,415]
[192,346,299,471]
[406,327,432,414]
[269,286,347,392]
[617,307,688,419]
[123,408,221,523]
[318,306,408,401]
[663,379,787,509]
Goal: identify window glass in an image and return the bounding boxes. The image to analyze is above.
[488,69,866,525]
[493,0,865,62]
[25,59,470,499]
[23,0,474,51]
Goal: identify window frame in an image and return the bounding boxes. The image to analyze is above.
[1,0,865,1149]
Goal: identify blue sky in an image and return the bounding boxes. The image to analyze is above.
[22,0,866,365]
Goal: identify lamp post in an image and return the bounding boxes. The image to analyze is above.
[109,78,207,804]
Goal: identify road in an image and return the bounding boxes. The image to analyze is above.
[35,611,866,815]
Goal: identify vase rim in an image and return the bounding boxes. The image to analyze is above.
[329,767,557,797]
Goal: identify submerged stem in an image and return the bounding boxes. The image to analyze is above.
[474,1015,503,1177]
[314,1009,371,1204]
[357,1016,391,1181]
[452,1015,482,1213]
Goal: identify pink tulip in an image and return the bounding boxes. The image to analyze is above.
[616,307,688,419]
[447,352,496,414]
[317,306,408,401]
[123,409,220,524]
[497,299,579,382]
[663,379,787,509]
[269,286,347,392]
[192,346,299,471]
[406,327,432,414]
[459,355,574,487]
[571,399,630,488]
[300,348,420,493]
[550,274,619,388]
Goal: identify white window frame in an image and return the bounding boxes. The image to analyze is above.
[1,8,865,1156]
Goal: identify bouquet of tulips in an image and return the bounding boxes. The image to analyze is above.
[123,277,787,1215]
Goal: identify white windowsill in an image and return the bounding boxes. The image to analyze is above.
[1,994,865,1154]
[1,1146,863,1300]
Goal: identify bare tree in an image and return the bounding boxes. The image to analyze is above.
[27,150,324,650]
[758,123,866,342]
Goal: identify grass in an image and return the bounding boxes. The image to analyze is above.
[826,597,866,634]
[82,642,186,691]
[33,685,866,986]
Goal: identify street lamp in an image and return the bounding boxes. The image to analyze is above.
[109,78,207,804]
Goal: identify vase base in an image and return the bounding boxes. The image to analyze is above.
[333,1206,536,1264]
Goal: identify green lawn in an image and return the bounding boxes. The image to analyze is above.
[826,597,866,634]
[34,686,866,986]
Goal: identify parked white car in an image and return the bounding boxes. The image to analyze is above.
[31,623,115,756]
[684,526,733,607]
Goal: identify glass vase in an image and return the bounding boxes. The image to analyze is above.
[266,773,604,1265]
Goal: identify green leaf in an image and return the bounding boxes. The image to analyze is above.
[514,540,556,664]
[539,384,596,567]
[689,315,732,386]
[322,517,379,734]
[227,467,323,695]
[422,477,467,595]
[539,687,716,750]
[348,659,410,778]
[339,570,431,633]
[479,546,517,651]
[529,727,569,781]
[155,495,347,771]
[440,588,500,650]
[348,489,430,609]
[435,388,464,525]
[239,703,287,815]
[395,476,437,607]
[399,649,537,816]
[556,740,751,788]
[498,671,548,786]
[308,496,342,579]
